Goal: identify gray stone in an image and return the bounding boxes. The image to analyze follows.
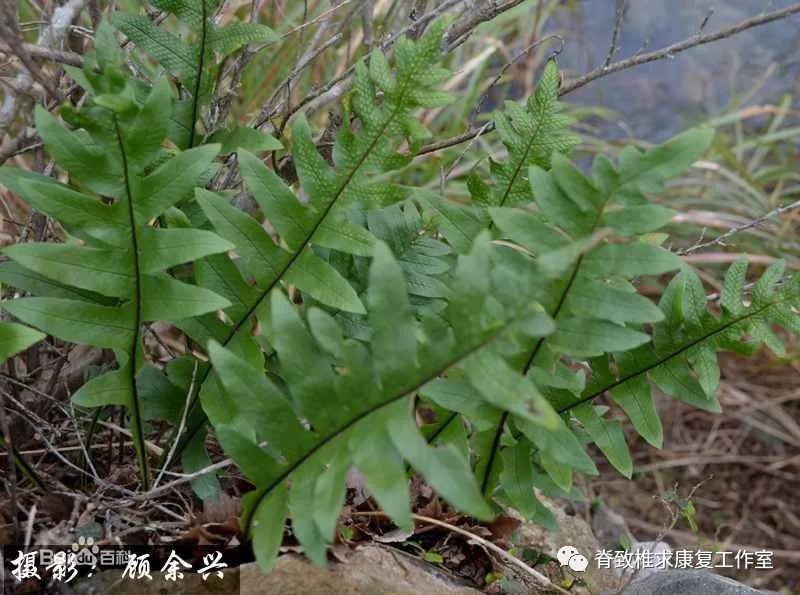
[591,503,633,550]
[511,499,624,594]
[621,569,768,595]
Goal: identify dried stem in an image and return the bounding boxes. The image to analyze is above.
[679,199,800,255]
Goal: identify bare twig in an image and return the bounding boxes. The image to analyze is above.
[361,0,374,50]
[409,0,430,39]
[0,40,84,67]
[679,199,800,255]
[281,0,354,38]
[418,123,496,156]
[470,34,564,121]
[444,0,528,51]
[94,420,163,457]
[0,3,59,98]
[254,0,466,131]
[152,361,198,490]
[603,0,627,68]
[0,0,87,136]
[560,2,800,95]
[132,446,253,501]
[442,120,491,186]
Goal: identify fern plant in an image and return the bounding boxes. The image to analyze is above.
[468,128,714,499]
[421,58,577,253]
[480,59,578,208]
[0,25,232,488]
[206,235,570,569]
[0,4,798,579]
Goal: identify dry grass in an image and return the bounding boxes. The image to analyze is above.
[587,346,800,592]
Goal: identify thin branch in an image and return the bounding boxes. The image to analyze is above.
[678,199,800,255]
[418,123,495,156]
[561,2,800,95]
[254,0,466,130]
[0,40,84,67]
[0,0,87,136]
[281,0,354,38]
[470,34,564,121]
[602,0,626,68]
[151,360,198,491]
[444,0,528,51]
[132,447,252,501]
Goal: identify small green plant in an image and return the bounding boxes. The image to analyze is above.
[0,2,798,575]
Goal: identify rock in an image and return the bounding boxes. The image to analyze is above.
[512,498,623,594]
[622,541,672,580]
[591,503,633,549]
[621,569,769,595]
[240,546,481,595]
[67,545,481,595]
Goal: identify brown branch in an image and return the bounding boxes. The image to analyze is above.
[602,0,627,68]
[0,41,84,67]
[678,199,800,255]
[253,0,466,131]
[0,0,87,136]
[443,0,528,51]
[560,2,800,95]
[352,511,570,594]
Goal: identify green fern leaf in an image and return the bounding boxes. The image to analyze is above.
[114,0,277,148]
[490,60,578,207]
[470,126,713,503]
[169,22,455,474]
[0,322,45,363]
[204,234,567,569]
[0,53,231,488]
[571,261,799,433]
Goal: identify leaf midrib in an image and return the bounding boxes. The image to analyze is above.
[186,0,207,148]
[113,114,150,490]
[559,299,781,414]
[479,186,609,494]
[496,108,548,209]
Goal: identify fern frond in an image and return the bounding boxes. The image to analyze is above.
[205,234,568,570]
[570,261,799,434]
[170,21,455,477]
[466,127,714,503]
[421,60,577,252]
[113,0,278,148]
[0,29,232,488]
[0,322,45,363]
[490,60,578,207]
[365,201,453,302]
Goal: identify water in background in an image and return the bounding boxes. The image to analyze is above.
[549,0,800,141]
